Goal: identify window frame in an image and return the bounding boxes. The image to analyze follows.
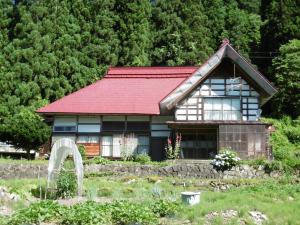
[101,135,113,157]
[77,135,100,144]
[53,125,76,132]
[137,135,150,154]
[203,97,242,121]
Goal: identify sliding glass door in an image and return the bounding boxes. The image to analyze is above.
[101,134,149,157]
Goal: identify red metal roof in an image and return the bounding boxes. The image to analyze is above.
[37,66,198,115]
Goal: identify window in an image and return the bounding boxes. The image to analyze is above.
[127,122,149,131]
[102,122,125,131]
[101,134,149,157]
[137,136,149,154]
[204,98,241,120]
[77,124,101,133]
[101,136,113,157]
[53,126,76,132]
[77,136,99,144]
[101,135,123,157]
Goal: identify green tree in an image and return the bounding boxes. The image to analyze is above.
[0,107,51,159]
[151,0,213,66]
[236,0,261,14]
[0,0,119,152]
[203,0,262,56]
[221,1,262,56]
[0,0,13,48]
[115,0,152,66]
[272,39,300,118]
[259,0,300,78]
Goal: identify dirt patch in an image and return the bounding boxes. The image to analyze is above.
[0,206,13,216]
[57,196,112,206]
[204,209,245,225]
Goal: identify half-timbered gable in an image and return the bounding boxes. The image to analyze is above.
[175,59,261,121]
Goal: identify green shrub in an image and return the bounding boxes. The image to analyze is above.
[244,158,266,169]
[86,186,98,201]
[264,160,283,173]
[0,216,7,225]
[151,185,163,198]
[111,201,158,225]
[150,199,179,217]
[147,176,163,183]
[56,169,77,199]
[30,185,56,199]
[98,187,113,197]
[121,175,138,182]
[86,156,110,165]
[78,144,86,160]
[263,117,300,169]
[134,153,151,164]
[284,126,300,144]
[122,187,134,196]
[61,201,112,225]
[7,200,66,225]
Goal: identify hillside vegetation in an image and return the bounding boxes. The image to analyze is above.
[263,117,300,170]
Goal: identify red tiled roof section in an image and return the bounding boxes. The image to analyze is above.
[105,66,198,78]
[37,66,198,115]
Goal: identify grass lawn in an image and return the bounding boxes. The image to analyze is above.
[0,157,48,164]
[1,174,300,224]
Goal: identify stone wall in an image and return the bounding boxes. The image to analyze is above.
[0,162,280,180]
[0,164,48,179]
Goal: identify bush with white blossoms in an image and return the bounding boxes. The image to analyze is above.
[211,149,241,172]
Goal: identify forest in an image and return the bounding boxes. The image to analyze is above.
[0,0,299,150]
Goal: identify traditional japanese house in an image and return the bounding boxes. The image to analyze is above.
[37,41,277,160]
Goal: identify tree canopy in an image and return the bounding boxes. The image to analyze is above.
[272,39,300,118]
[0,0,299,151]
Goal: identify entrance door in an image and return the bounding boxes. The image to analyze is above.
[180,128,217,159]
[150,137,167,161]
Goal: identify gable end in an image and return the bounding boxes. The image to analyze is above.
[160,43,277,113]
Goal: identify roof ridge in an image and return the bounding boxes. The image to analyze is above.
[105,74,191,78]
[109,66,198,69]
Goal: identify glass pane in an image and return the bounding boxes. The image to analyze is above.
[77,124,100,133]
[223,111,231,120]
[212,111,221,120]
[204,99,212,110]
[213,99,222,110]
[204,110,213,120]
[102,146,111,157]
[138,146,149,154]
[232,99,241,110]
[89,136,99,143]
[138,136,149,145]
[223,99,231,110]
[77,136,89,143]
[102,136,112,145]
[232,111,241,120]
[113,135,123,157]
